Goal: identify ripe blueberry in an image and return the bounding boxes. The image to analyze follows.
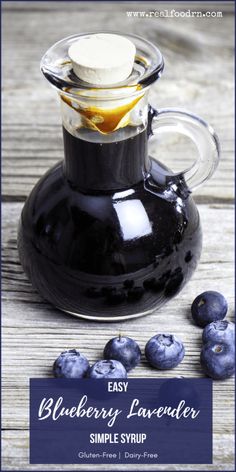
[87,359,127,379]
[145,334,185,369]
[53,349,89,378]
[103,336,141,371]
[200,342,235,380]
[202,320,235,345]
[191,291,228,327]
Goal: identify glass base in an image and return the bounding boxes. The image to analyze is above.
[18,162,202,322]
[59,306,155,322]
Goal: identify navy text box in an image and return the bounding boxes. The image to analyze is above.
[30,378,212,464]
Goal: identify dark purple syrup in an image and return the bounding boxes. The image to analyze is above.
[63,126,148,191]
[18,127,202,319]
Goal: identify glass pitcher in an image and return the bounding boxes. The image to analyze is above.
[17,32,220,321]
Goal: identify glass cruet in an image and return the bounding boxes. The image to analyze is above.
[17,32,220,321]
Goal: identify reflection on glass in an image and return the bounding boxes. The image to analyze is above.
[114,199,152,240]
[113,189,135,199]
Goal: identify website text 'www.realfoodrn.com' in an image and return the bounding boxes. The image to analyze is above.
[126,9,223,19]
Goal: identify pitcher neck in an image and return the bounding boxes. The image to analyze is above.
[63,126,148,192]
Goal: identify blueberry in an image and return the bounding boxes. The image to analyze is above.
[53,349,89,378]
[150,271,172,293]
[165,269,184,296]
[106,289,126,304]
[87,359,127,379]
[202,320,235,345]
[123,279,134,289]
[200,342,235,380]
[85,287,102,298]
[191,291,228,327]
[185,250,193,263]
[101,286,115,296]
[151,280,166,292]
[145,334,185,369]
[127,286,144,302]
[143,278,156,290]
[103,336,141,371]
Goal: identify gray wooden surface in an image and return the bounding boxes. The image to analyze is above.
[2,2,235,471]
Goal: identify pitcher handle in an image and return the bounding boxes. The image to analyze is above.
[148,107,220,192]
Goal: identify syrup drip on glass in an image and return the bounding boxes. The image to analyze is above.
[61,90,143,134]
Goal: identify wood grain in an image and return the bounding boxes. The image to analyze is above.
[2,1,234,471]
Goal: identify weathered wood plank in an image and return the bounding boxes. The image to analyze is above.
[3,2,234,13]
